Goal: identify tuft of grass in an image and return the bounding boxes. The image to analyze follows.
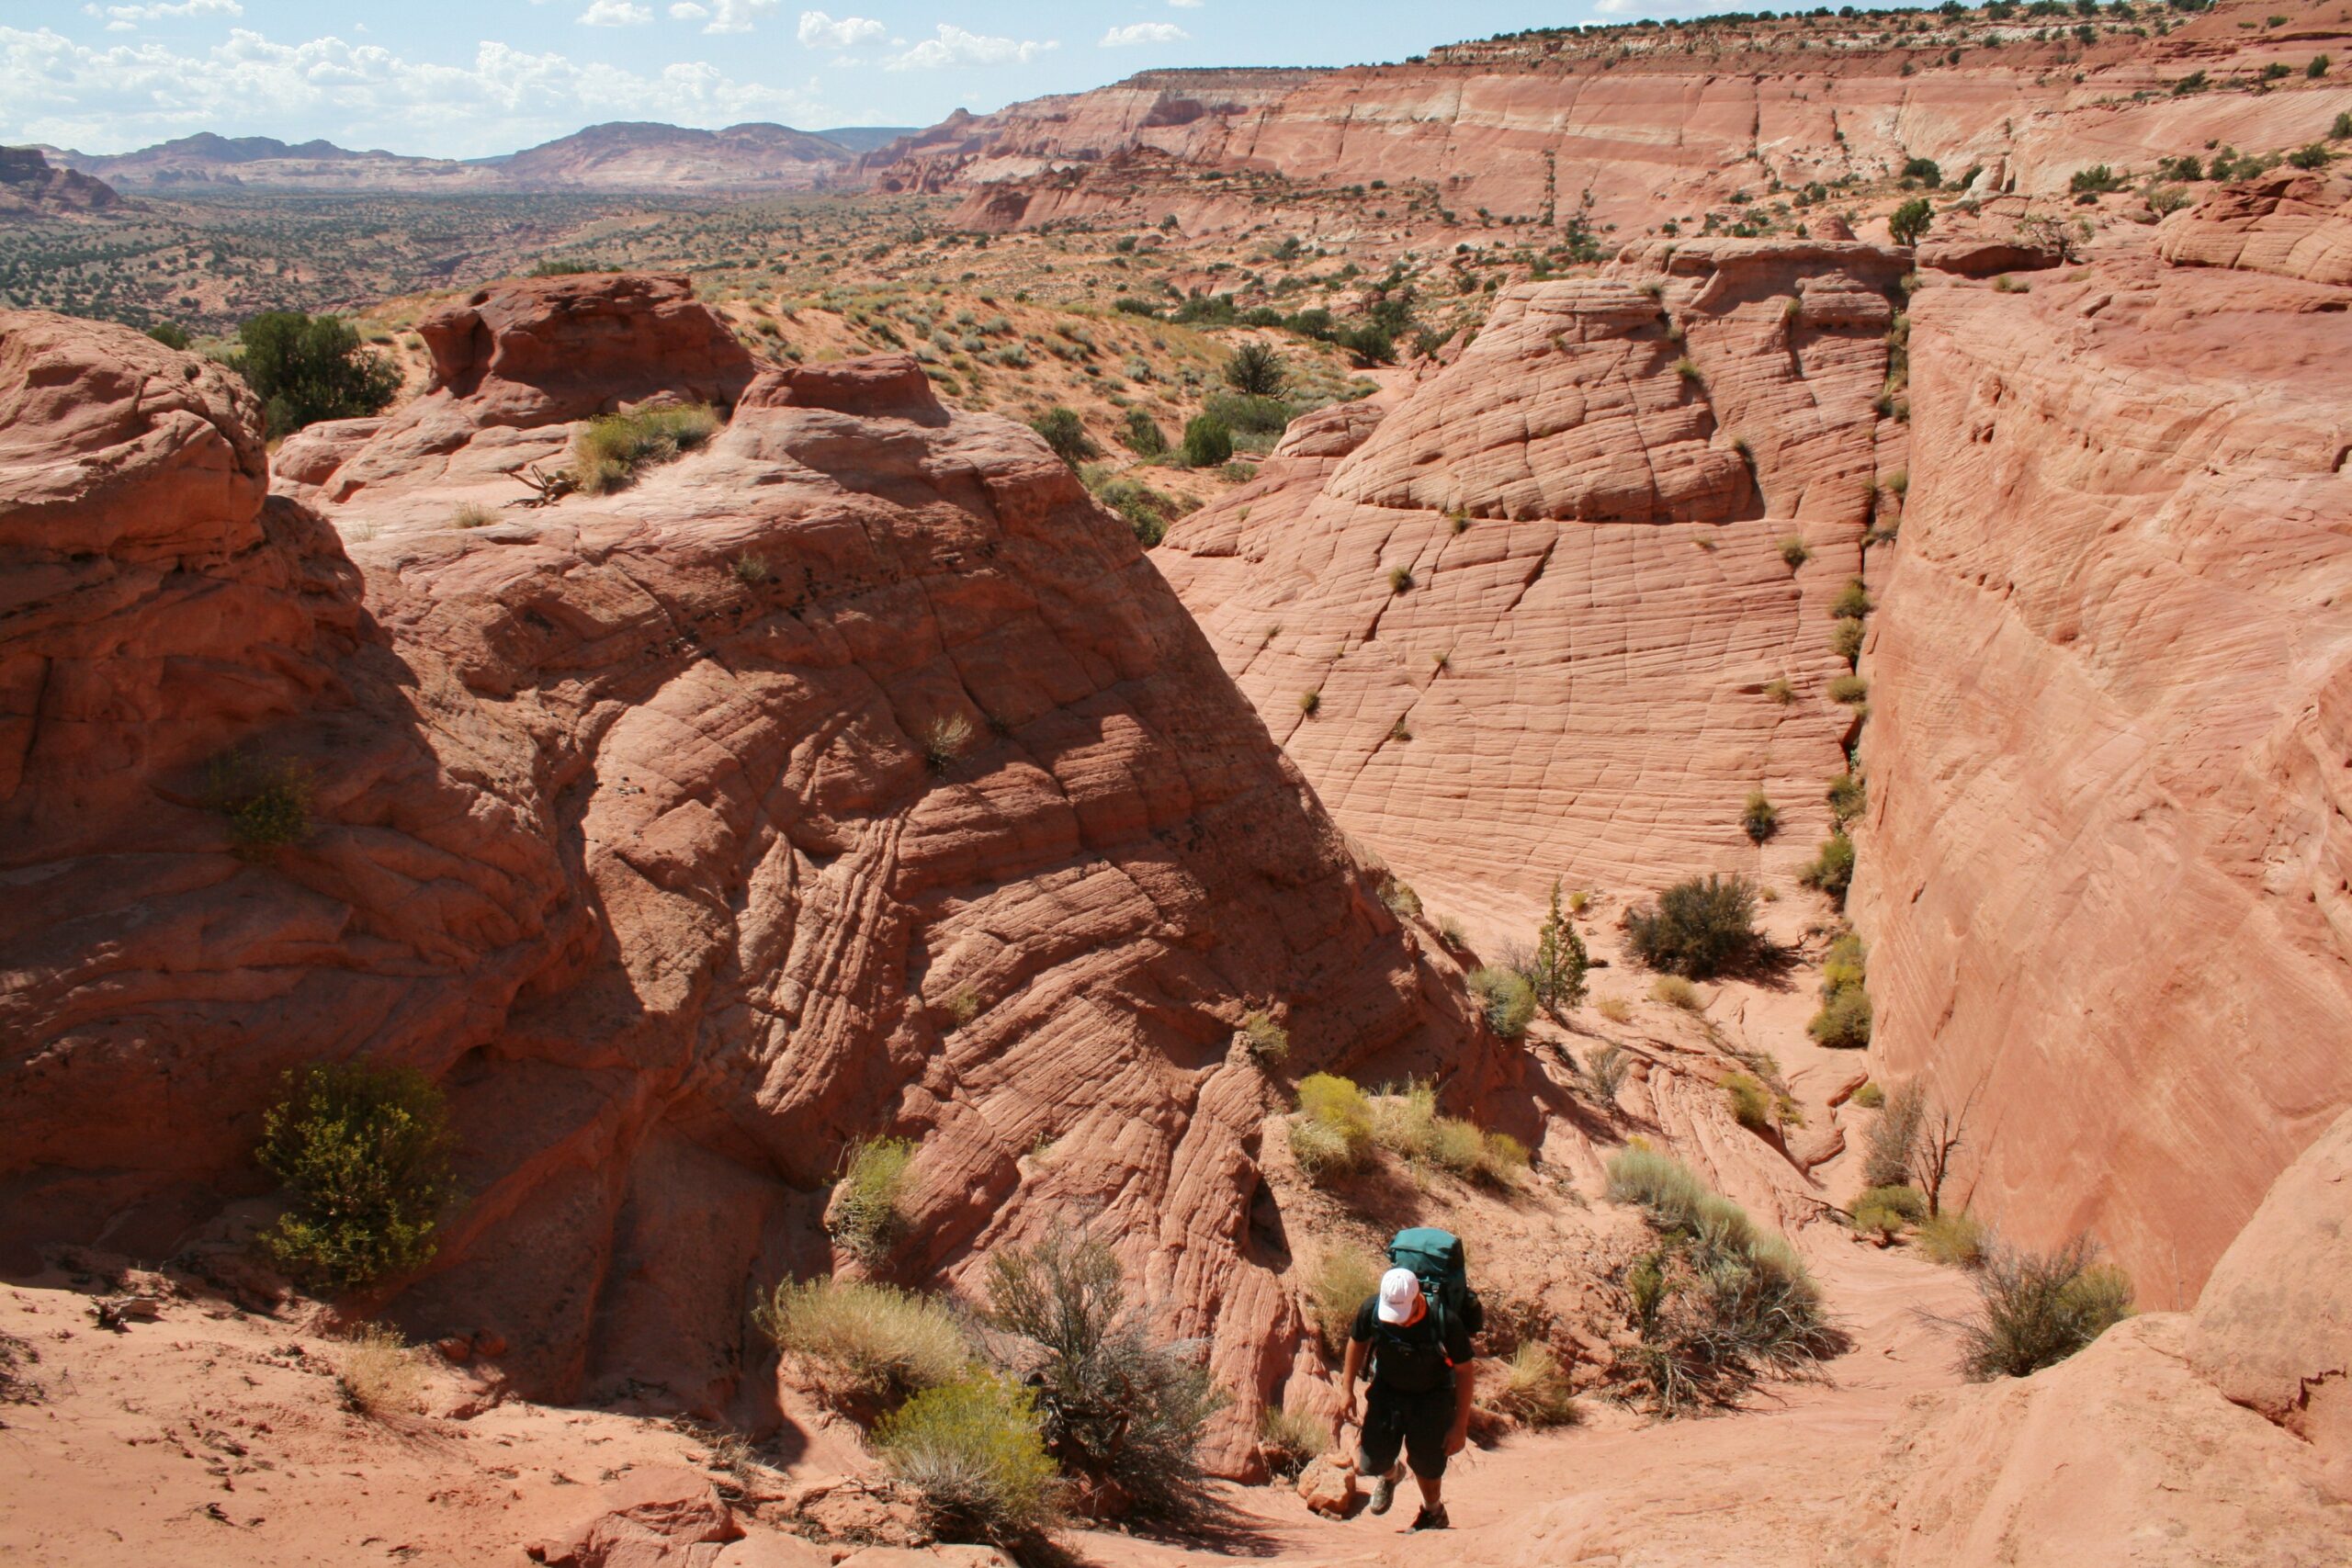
[1298,689,1321,716]
[1437,915,1467,950]
[1865,1082,1926,1190]
[1722,1071,1773,1132]
[1305,1242,1385,1355]
[1826,772,1867,825]
[453,502,496,529]
[1830,576,1873,620]
[1241,1009,1290,1066]
[1257,1403,1329,1477]
[1673,355,1702,384]
[1628,874,1762,978]
[1827,673,1871,705]
[944,986,981,1028]
[1850,1080,1885,1110]
[1830,615,1865,663]
[829,1136,916,1262]
[873,1373,1060,1542]
[1378,874,1421,920]
[205,750,312,858]
[731,552,770,586]
[1652,975,1701,1011]
[1490,1341,1580,1427]
[1800,832,1855,904]
[1290,1073,1373,1181]
[1388,565,1415,594]
[1594,994,1633,1024]
[336,1324,424,1418]
[1809,985,1872,1050]
[1916,1210,1988,1269]
[1957,1237,2134,1381]
[756,1277,972,1413]
[1606,1145,1707,1225]
[573,403,719,495]
[256,1060,455,1292]
[1467,967,1537,1038]
[1763,677,1796,705]
[1584,1043,1632,1101]
[1742,790,1780,844]
[922,714,976,775]
[1779,536,1811,569]
[1852,1184,1928,1239]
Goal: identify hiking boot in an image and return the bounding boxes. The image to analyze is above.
[1368,1468,1400,1516]
[1408,1504,1450,1531]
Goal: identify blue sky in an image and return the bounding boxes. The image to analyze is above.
[4,1,1754,157]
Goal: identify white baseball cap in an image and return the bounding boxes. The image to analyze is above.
[1376,1267,1423,1325]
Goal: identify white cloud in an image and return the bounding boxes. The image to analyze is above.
[81,0,243,24]
[669,2,709,17]
[884,24,1055,70]
[0,25,834,157]
[1169,0,1204,7]
[1100,22,1186,46]
[797,8,883,48]
[578,0,652,23]
[699,0,778,31]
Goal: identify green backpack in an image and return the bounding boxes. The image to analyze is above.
[1388,1226,1486,1339]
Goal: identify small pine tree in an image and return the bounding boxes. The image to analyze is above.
[1532,880,1589,1019]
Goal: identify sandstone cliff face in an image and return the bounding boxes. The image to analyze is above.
[1849,206,2352,1303]
[1157,242,1905,934]
[0,289,1491,1449]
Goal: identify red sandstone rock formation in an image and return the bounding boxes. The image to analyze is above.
[0,284,1496,1465]
[2158,169,2352,287]
[1850,206,2352,1303]
[1157,240,1907,935]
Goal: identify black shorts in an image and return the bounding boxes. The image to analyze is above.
[1359,1382,1455,1480]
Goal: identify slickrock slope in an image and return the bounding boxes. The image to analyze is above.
[0,284,1496,1457]
[1157,241,1906,934]
[870,3,2352,241]
[1849,193,2352,1303]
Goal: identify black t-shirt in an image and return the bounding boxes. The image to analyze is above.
[1351,1294,1474,1392]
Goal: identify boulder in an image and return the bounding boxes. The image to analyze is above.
[526,1467,743,1568]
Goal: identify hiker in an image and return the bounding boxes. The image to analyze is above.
[1338,1229,1482,1531]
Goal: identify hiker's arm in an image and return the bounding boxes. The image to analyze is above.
[1339,1337,1368,1425]
[1447,1360,1476,1454]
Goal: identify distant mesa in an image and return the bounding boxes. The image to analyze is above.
[0,145,120,220]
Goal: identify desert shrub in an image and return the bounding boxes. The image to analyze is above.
[1764,677,1796,705]
[453,502,496,529]
[922,714,975,774]
[1376,874,1420,919]
[1531,881,1589,1016]
[1257,1403,1329,1476]
[1958,1236,2134,1380]
[1606,1146,1709,1229]
[1298,689,1320,716]
[1779,535,1811,568]
[1305,1241,1385,1354]
[1338,322,1396,365]
[944,986,981,1027]
[1030,406,1098,466]
[1652,975,1702,1011]
[1830,576,1873,620]
[1203,391,1295,437]
[1672,355,1702,383]
[146,321,193,350]
[1181,415,1233,468]
[2068,164,2122,194]
[1291,1073,1373,1180]
[336,1324,424,1417]
[1585,1043,1632,1101]
[1916,1210,1989,1269]
[1123,408,1168,457]
[573,404,719,494]
[230,310,401,438]
[1852,1184,1928,1239]
[1826,772,1867,824]
[1722,1071,1773,1132]
[1850,1080,1885,1110]
[1594,994,1633,1023]
[1438,915,1467,949]
[256,1060,456,1292]
[829,1136,916,1261]
[1468,967,1537,1038]
[1864,1082,1926,1190]
[1478,1131,1532,1187]
[731,552,770,586]
[1901,156,1943,187]
[2336,110,2352,140]
[1627,874,1762,978]
[1742,790,1780,844]
[1830,615,1865,663]
[874,1373,1059,1542]
[1386,565,1414,594]
[1222,341,1289,397]
[1800,832,1856,902]
[1093,475,1190,547]
[1240,1009,1290,1066]
[2286,142,2334,172]
[758,1277,970,1412]
[204,750,312,857]
[1809,985,1872,1050]
[984,1233,1221,1519]
[1490,1342,1579,1427]
[1888,197,1933,246]
[1827,673,1870,705]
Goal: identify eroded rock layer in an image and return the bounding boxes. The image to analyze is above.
[0,291,1491,1454]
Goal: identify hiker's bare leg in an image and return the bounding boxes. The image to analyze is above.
[1416,1472,1441,1508]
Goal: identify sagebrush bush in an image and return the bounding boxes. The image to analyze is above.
[1306,1242,1385,1355]
[1182,415,1233,468]
[1490,1341,1579,1427]
[1628,874,1762,978]
[1029,406,1098,466]
[573,403,719,494]
[874,1373,1059,1541]
[336,1323,424,1417]
[756,1277,971,1413]
[205,750,313,857]
[829,1136,916,1261]
[984,1234,1221,1519]
[1468,966,1537,1037]
[1916,1209,1988,1269]
[256,1060,456,1292]
[1123,407,1168,457]
[1958,1236,2134,1381]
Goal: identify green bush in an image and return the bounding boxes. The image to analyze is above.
[1222,341,1289,397]
[1830,576,1873,619]
[146,321,193,351]
[1627,874,1762,978]
[1830,616,1865,663]
[1093,475,1190,547]
[1916,1210,1988,1268]
[230,310,401,438]
[1826,772,1868,825]
[1338,322,1395,365]
[756,1278,972,1413]
[1779,536,1811,568]
[1850,1080,1885,1110]
[573,404,719,495]
[1852,1184,1928,1239]
[1809,985,1872,1050]
[1958,1237,2134,1380]
[1291,1073,1373,1180]
[1181,415,1233,468]
[1800,832,1856,902]
[1901,156,1943,187]
[1201,390,1295,436]
[829,1136,915,1261]
[1029,406,1098,466]
[1889,197,1933,246]
[255,1061,456,1292]
[873,1373,1060,1542]
[1722,1071,1772,1131]
[1531,881,1589,1017]
[1468,967,1538,1038]
[2068,164,2122,195]
[984,1234,1221,1519]
[2286,142,2334,172]
[1123,408,1168,457]
[204,750,312,857]
[1240,1009,1290,1066]
[1742,790,1780,844]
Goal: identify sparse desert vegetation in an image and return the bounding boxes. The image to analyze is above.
[254,1059,456,1292]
